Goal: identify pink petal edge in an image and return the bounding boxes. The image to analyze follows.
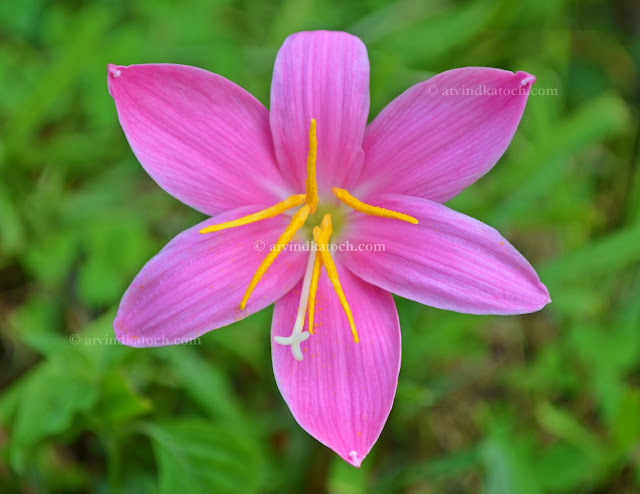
[108,63,293,216]
[358,68,536,203]
[114,206,306,346]
[340,194,550,315]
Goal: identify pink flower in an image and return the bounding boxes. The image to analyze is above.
[108,30,550,466]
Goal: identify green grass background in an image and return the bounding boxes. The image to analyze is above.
[1,0,639,492]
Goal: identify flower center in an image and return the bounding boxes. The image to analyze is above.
[200,119,418,360]
[302,201,346,240]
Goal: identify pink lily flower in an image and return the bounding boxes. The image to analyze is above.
[108,30,550,467]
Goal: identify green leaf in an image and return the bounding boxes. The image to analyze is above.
[0,183,24,254]
[481,430,542,494]
[328,452,370,494]
[540,220,640,285]
[611,389,640,454]
[2,7,111,157]
[372,447,480,494]
[10,294,68,355]
[534,443,593,492]
[489,93,628,227]
[144,418,264,494]
[536,403,602,463]
[9,351,99,472]
[377,1,496,67]
[77,215,153,307]
[160,346,244,422]
[22,230,77,288]
[92,371,152,426]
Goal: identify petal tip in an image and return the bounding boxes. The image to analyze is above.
[281,30,366,55]
[540,283,552,306]
[107,64,125,96]
[113,316,130,345]
[529,281,551,312]
[113,314,148,348]
[345,450,363,468]
[515,70,536,87]
[107,63,123,78]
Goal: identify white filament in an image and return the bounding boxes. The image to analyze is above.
[274,248,316,360]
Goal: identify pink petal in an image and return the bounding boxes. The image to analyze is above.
[272,264,400,466]
[108,63,291,216]
[114,206,306,346]
[340,194,550,315]
[270,31,370,194]
[358,68,536,203]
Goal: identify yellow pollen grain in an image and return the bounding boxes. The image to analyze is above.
[240,204,310,309]
[199,194,306,234]
[332,187,418,224]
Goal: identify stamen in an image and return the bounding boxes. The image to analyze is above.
[312,216,359,343]
[308,214,333,334]
[332,187,418,224]
[194,118,376,351]
[305,119,319,213]
[319,212,333,234]
[307,249,322,335]
[199,194,306,234]
[240,204,310,309]
[274,250,317,360]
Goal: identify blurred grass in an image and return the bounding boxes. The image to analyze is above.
[0,0,639,493]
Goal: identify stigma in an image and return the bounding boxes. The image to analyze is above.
[273,250,315,360]
[200,119,418,360]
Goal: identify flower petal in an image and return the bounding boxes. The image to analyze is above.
[108,63,291,216]
[358,68,536,203]
[341,194,550,315]
[114,206,306,346]
[272,264,400,466]
[270,31,370,194]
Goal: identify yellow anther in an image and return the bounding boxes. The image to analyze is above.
[307,233,322,334]
[199,194,306,234]
[308,214,333,334]
[305,119,319,213]
[332,187,419,224]
[312,217,359,343]
[240,204,310,309]
[319,212,332,235]
[307,249,322,334]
